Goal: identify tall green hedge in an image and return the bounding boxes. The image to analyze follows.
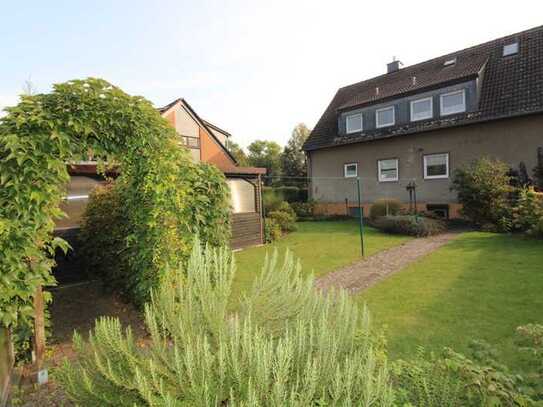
[80,162,231,306]
[0,78,230,354]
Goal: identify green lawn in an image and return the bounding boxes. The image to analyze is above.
[232,220,411,301]
[358,232,543,368]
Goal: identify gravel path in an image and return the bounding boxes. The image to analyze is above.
[315,231,461,294]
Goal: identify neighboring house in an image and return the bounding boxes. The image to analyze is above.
[58,98,265,250]
[303,25,543,218]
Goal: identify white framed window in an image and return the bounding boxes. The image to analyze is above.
[344,163,358,178]
[410,97,433,122]
[378,158,399,182]
[424,153,449,179]
[440,90,466,116]
[376,106,395,128]
[503,42,519,57]
[346,113,363,134]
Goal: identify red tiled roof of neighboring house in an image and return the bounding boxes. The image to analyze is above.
[303,25,543,151]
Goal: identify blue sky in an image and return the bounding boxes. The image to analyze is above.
[1,0,541,147]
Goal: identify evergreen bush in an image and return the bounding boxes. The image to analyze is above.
[372,215,446,237]
[57,241,395,406]
[290,201,315,218]
[267,202,297,234]
[512,187,543,234]
[263,217,282,242]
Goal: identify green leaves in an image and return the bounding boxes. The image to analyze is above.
[1,77,231,360]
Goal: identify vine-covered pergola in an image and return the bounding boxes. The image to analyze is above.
[0,78,230,363]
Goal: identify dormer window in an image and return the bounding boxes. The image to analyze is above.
[346,113,363,134]
[503,42,519,57]
[376,106,395,128]
[440,90,466,116]
[410,97,433,121]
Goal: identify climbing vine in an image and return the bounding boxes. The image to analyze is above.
[0,78,230,350]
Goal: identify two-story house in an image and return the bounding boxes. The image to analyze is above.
[60,98,265,249]
[303,25,543,218]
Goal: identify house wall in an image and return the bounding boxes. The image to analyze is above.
[166,107,201,162]
[199,127,236,170]
[207,126,228,146]
[308,114,543,216]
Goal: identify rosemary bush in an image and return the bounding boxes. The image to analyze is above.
[58,241,394,406]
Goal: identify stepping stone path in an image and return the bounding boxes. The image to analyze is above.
[315,231,461,294]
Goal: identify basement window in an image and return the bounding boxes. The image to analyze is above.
[346,113,363,134]
[344,163,358,178]
[503,42,519,57]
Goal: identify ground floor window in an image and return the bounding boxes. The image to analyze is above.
[424,153,449,179]
[378,158,399,182]
[344,163,358,178]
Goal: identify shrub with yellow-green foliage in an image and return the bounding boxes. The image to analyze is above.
[57,241,394,406]
[80,162,231,306]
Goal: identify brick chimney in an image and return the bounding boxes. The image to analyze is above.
[387,57,402,73]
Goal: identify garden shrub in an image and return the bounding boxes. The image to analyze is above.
[80,163,231,306]
[372,215,446,237]
[0,78,231,356]
[290,200,315,218]
[79,183,133,299]
[512,187,543,234]
[264,217,282,242]
[57,241,394,406]
[393,347,534,406]
[268,201,297,233]
[516,323,543,399]
[262,186,308,213]
[369,198,402,220]
[452,157,513,229]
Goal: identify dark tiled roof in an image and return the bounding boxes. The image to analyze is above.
[304,25,543,151]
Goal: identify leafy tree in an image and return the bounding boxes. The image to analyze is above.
[452,157,512,228]
[247,140,282,185]
[226,140,248,166]
[58,242,394,406]
[281,123,310,186]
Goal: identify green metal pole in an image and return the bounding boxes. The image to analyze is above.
[356,177,365,257]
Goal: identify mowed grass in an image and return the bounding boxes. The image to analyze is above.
[358,232,543,368]
[232,219,411,301]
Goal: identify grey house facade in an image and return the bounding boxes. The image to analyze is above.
[303,26,543,218]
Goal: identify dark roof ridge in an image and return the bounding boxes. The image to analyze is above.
[338,24,543,92]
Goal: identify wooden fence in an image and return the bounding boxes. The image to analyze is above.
[0,328,13,407]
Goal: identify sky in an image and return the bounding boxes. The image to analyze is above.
[0,0,541,148]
